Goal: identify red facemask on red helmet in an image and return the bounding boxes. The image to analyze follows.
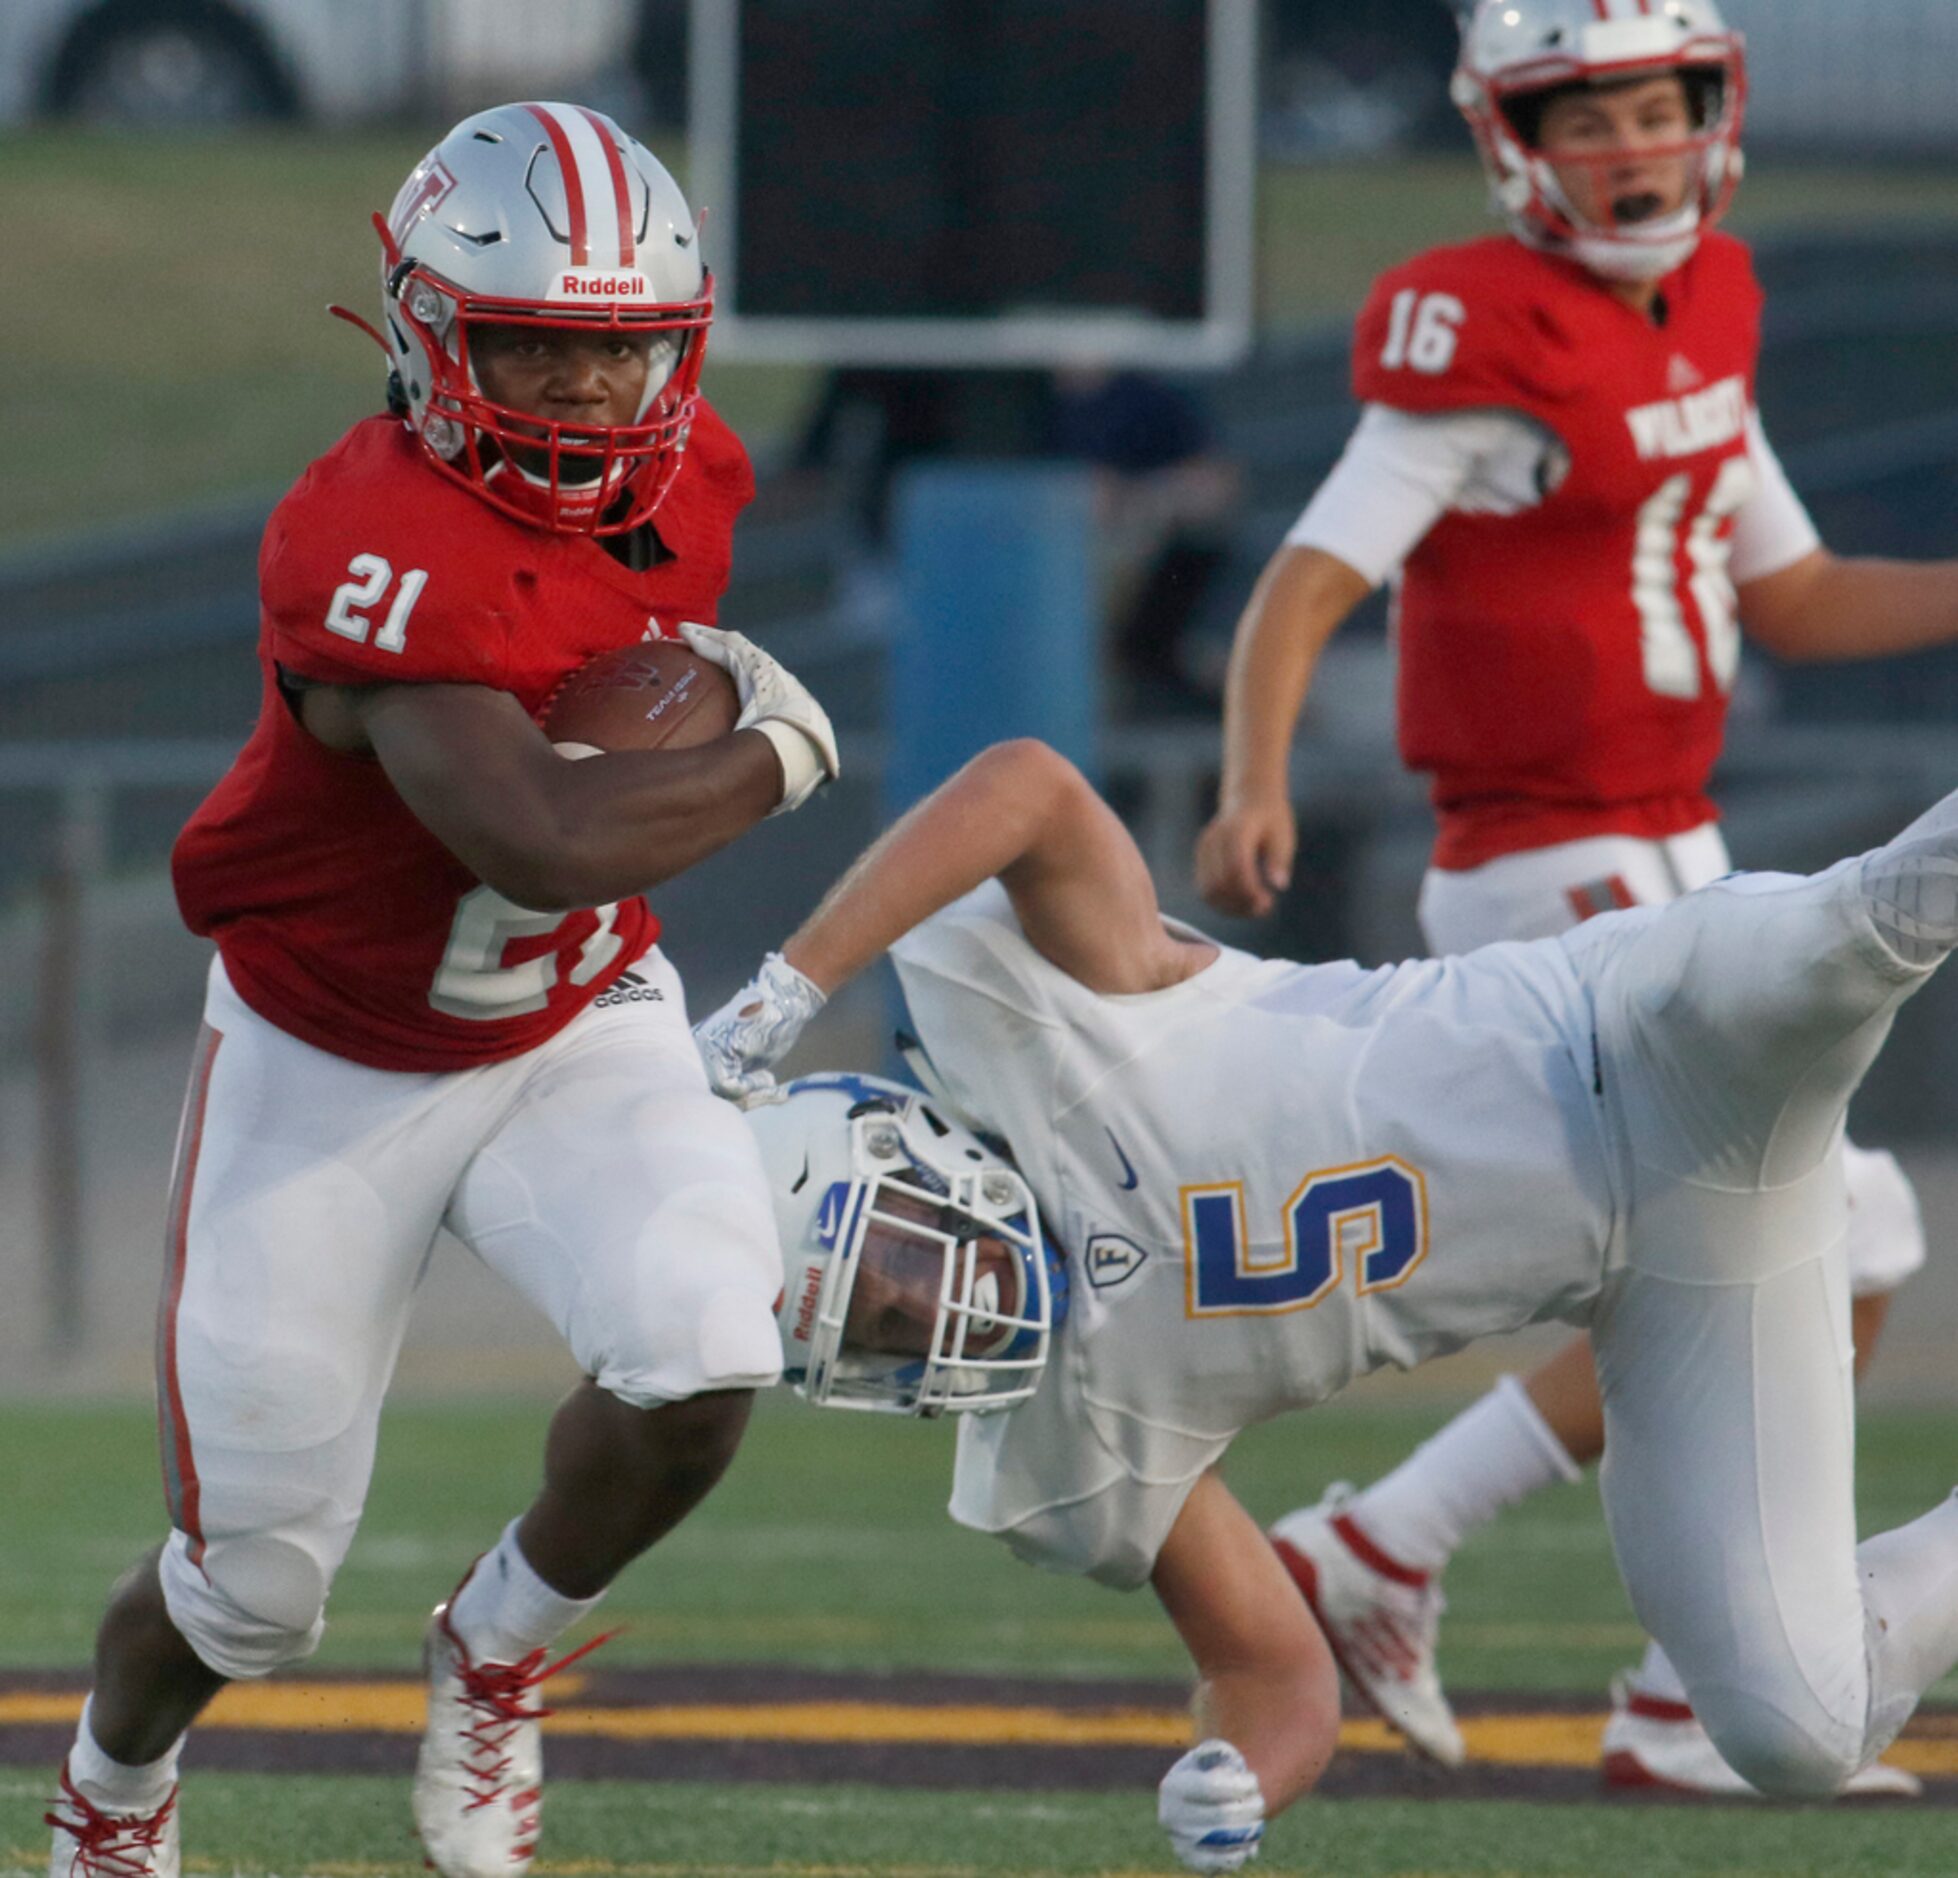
[356,101,714,536]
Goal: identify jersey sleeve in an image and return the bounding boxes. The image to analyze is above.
[1287,403,1559,585]
[890,884,1065,1164]
[1352,253,1568,419]
[890,885,1061,1034]
[1730,413,1821,586]
[259,455,512,690]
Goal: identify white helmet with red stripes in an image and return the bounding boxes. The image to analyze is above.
[1451,0,1745,283]
[373,101,712,534]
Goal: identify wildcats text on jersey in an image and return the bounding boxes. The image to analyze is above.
[1625,374,1749,462]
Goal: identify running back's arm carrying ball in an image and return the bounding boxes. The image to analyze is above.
[541,640,740,757]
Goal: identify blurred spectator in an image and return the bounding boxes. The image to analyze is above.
[786,363,1240,717]
[1044,365,1243,717]
[789,367,1053,546]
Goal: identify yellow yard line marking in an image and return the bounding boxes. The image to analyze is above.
[3,1688,1955,1774]
[0,1687,1185,1746]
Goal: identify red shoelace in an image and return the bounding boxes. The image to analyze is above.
[437,1615,619,1814]
[45,1768,177,1876]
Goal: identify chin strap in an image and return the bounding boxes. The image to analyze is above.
[328,303,391,355]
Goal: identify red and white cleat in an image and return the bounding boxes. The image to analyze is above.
[413,1604,614,1878]
[1601,1674,1923,1800]
[46,1765,180,1878]
[1269,1485,1465,1767]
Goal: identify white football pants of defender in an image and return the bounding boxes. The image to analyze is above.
[1419,824,1925,1296]
[155,953,783,1682]
[1560,851,1958,1794]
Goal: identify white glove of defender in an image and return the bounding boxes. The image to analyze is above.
[679,622,840,815]
[693,952,828,1101]
[1158,1740,1265,1874]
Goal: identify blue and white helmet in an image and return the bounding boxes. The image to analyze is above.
[745,1073,1065,1416]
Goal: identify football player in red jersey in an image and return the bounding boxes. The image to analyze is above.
[1195,0,1958,1798]
[45,105,837,1878]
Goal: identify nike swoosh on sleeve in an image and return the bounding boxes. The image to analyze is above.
[1106,1128,1139,1191]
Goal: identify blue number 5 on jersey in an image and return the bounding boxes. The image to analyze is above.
[1182,1156,1428,1317]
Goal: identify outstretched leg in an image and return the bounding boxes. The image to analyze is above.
[54,981,449,1875]
[1584,821,1958,1794]
[1287,822,1930,1784]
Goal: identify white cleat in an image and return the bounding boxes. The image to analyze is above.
[414,1605,613,1877]
[1269,1485,1465,1767]
[1601,1674,1923,1800]
[46,1765,180,1877]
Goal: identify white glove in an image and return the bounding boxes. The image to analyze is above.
[679,622,840,815]
[1158,1740,1265,1874]
[693,952,828,1101]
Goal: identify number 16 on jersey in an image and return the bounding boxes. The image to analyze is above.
[1183,1156,1428,1316]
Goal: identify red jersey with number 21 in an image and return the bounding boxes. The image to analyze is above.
[1354,232,1764,870]
[173,408,755,1072]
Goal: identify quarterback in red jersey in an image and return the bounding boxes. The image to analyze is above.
[48,104,837,1878]
[1195,0,1958,1801]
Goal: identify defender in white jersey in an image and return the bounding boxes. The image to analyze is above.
[901,882,1613,1591]
[697,740,1958,1873]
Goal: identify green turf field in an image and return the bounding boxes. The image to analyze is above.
[11,1772,1958,1878]
[5,129,1958,549]
[5,1393,1955,1874]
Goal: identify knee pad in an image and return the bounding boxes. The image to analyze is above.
[1693,1683,1865,1799]
[159,1530,327,1681]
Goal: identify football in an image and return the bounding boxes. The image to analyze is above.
[540,639,741,757]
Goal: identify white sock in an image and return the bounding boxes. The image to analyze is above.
[446,1520,606,1665]
[1348,1375,1583,1572]
[66,1698,180,1814]
[1633,1639,1690,1705]
[1859,1490,1958,1757]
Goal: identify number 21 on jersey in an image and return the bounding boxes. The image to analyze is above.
[325,554,428,653]
[1183,1156,1428,1316]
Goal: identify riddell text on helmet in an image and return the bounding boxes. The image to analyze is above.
[557,271,651,297]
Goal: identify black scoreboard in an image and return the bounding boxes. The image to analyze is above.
[688,0,1255,366]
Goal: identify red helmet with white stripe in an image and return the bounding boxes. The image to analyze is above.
[1451,0,1745,283]
[372,101,712,534]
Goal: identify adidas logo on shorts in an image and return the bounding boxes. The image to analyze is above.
[594,969,665,1008]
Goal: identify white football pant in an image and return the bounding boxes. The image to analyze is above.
[1563,847,1958,1794]
[1420,823,1924,1296]
[156,952,782,1680]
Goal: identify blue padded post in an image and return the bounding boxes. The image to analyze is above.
[887,461,1100,818]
